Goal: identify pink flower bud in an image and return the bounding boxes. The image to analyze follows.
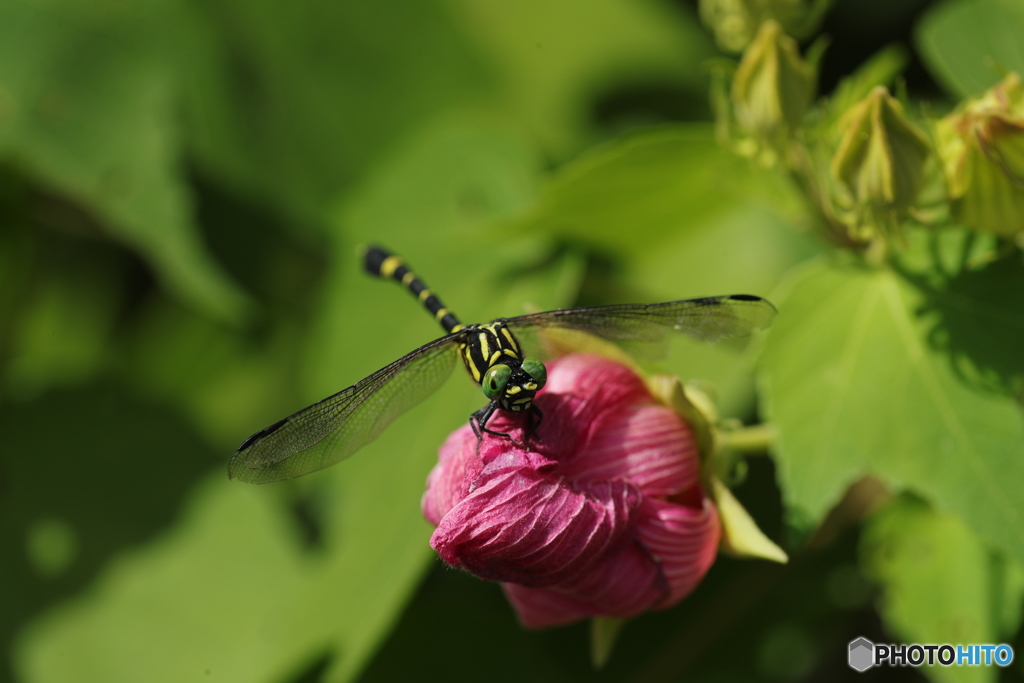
[422,354,720,628]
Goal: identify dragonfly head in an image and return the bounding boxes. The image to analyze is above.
[481,357,547,412]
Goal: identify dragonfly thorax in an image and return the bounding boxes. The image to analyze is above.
[457,321,522,383]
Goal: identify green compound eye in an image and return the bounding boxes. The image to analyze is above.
[482,364,512,400]
[521,358,547,389]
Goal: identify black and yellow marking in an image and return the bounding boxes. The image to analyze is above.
[362,247,539,442]
[230,245,776,484]
[364,247,463,334]
[364,246,525,389]
[454,322,521,387]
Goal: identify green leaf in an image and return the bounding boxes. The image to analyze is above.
[0,385,223,682]
[759,257,1024,564]
[516,123,818,413]
[861,496,1024,683]
[180,0,491,228]
[916,0,1024,98]
[14,478,316,683]
[115,297,302,446]
[515,124,814,271]
[0,1,248,321]
[181,0,714,231]
[449,0,716,155]
[2,240,121,400]
[521,125,760,256]
[828,44,910,122]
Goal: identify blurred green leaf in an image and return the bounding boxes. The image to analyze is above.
[916,0,1024,98]
[25,518,78,579]
[633,202,818,416]
[4,250,119,400]
[449,0,716,154]
[180,0,491,229]
[0,384,218,683]
[520,125,752,256]
[0,0,247,321]
[861,496,1024,683]
[516,124,811,260]
[116,297,304,447]
[15,478,315,683]
[760,256,1024,564]
[827,44,909,122]
[179,0,717,236]
[514,124,818,414]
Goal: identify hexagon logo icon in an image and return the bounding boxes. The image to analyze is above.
[849,637,874,672]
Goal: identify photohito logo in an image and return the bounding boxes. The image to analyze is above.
[849,638,874,672]
[848,637,1014,672]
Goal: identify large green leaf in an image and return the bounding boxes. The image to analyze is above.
[179,0,491,228]
[15,479,315,683]
[114,297,303,446]
[759,256,1024,564]
[0,228,122,400]
[916,0,1024,98]
[514,124,818,413]
[0,385,219,683]
[0,0,247,321]
[449,0,716,155]
[181,0,712,231]
[519,126,761,257]
[861,497,1024,683]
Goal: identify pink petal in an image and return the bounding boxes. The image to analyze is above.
[422,424,482,526]
[501,536,666,628]
[505,492,722,627]
[501,582,595,628]
[636,494,720,607]
[430,449,643,586]
[542,355,651,408]
[560,403,699,496]
[421,353,722,628]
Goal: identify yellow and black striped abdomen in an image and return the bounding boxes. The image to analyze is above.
[363,246,464,334]
[457,322,522,385]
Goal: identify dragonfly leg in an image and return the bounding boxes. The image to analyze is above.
[471,402,542,448]
[500,407,540,448]
[526,404,543,442]
[471,402,508,440]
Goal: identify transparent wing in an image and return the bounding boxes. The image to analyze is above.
[505,295,777,360]
[229,334,460,483]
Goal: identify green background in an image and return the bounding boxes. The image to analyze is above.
[2,0,1023,681]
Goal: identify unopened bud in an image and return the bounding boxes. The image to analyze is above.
[935,73,1024,237]
[700,0,821,53]
[830,87,932,236]
[730,21,815,163]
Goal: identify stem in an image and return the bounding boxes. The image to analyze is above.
[719,423,776,454]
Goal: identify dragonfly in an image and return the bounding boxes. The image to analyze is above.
[229,246,777,483]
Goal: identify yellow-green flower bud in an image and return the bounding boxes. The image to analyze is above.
[935,73,1024,237]
[700,0,820,53]
[730,21,815,162]
[830,87,932,236]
